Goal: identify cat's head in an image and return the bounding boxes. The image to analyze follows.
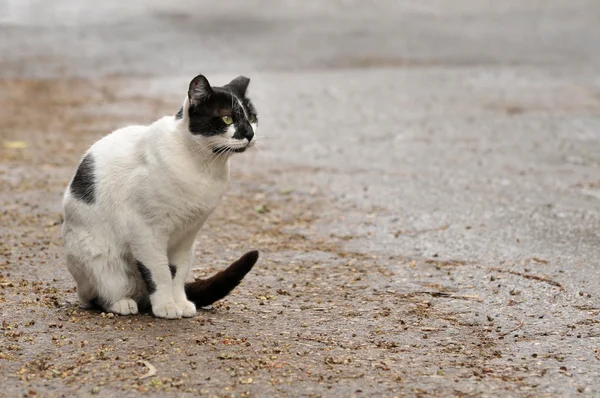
[176,74,258,155]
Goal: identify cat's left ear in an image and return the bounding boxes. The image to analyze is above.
[188,74,213,104]
[226,76,250,97]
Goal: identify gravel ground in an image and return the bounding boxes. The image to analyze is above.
[1,0,600,397]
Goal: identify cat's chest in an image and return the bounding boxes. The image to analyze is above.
[151,174,228,230]
[182,181,227,216]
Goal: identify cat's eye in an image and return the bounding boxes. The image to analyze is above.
[248,114,256,123]
[222,116,233,125]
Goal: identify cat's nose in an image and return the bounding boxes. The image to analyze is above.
[244,130,254,142]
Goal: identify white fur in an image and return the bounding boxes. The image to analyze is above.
[62,95,256,319]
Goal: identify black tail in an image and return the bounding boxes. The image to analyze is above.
[185,250,259,308]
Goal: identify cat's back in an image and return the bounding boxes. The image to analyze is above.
[91,124,147,164]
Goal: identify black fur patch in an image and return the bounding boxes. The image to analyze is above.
[175,107,183,119]
[70,153,96,204]
[169,264,177,278]
[137,261,157,294]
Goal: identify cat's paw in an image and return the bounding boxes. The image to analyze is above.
[152,302,183,319]
[175,300,197,318]
[108,298,138,315]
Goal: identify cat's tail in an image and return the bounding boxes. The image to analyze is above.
[185,250,259,308]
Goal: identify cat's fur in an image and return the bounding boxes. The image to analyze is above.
[62,74,259,319]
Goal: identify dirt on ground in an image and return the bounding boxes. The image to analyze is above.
[0,73,596,397]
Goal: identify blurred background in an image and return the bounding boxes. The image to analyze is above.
[2,0,599,75]
[2,0,600,396]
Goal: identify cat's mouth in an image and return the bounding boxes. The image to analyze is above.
[212,146,247,154]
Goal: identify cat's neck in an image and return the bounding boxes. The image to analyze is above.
[152,116,231,181]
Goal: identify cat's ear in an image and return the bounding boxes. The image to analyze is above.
[226,76,250,97]
[188,74,213,104]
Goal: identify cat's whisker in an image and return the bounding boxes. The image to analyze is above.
[216,147,232,166]
[206,148,222,169]
[253,142,270,151]
[203,151,218,168]
[197,142,216,157]
[196,142,219,166]
[208,144,232,169]
[200,140,227,168]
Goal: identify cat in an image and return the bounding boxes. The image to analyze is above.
[61,74,260,319]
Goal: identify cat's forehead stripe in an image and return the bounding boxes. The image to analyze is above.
[228,91,249,120]
[236,96,248,119]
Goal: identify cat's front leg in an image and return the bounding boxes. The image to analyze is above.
[132,240,183,319]
[168,234,197,318]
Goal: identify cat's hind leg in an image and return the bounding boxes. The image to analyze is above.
[95,262,139,315]
[67,258,136,315]
[86,253,139,316]
[64,220,139,316]
[65,254,98,309]
[107,298,138,315]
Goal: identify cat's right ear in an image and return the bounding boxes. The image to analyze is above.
[188,75,213,105]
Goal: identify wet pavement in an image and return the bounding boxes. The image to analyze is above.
[1,0,600,396]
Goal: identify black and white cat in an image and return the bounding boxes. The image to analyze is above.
[62,74,259,319]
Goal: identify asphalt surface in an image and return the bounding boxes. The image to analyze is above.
[1,0,600,396]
